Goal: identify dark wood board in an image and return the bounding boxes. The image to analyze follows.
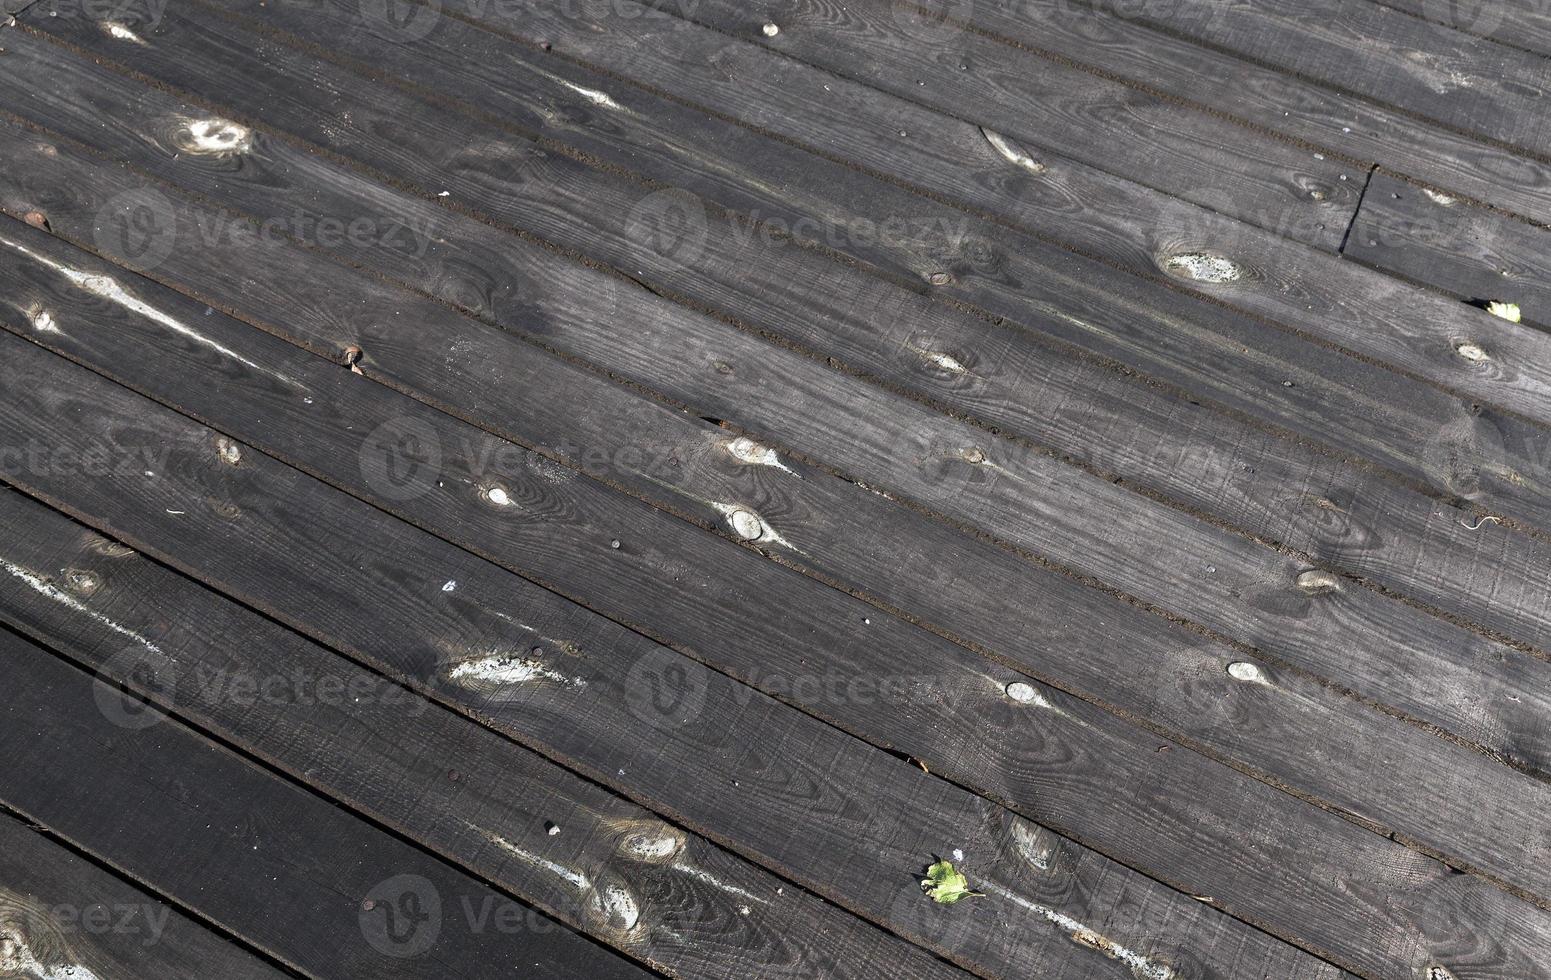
[1348,171,1551,330]
[9,36,1551,924]
[750,0,1551,223]
[9,23,1551,695]
[1,215,1547,978]
[5,25,1551,899]
[0,328,1371,980]
[0,9,1544,980]
[1380,0,1551,61]
[188,0,1551,441]
[23,3,1551,540]
[0,488,961,980]
[653,0,1551,417]
[632,0,1362,254]
[1023,0,1551,158]
[0,628,655,980]
[0,810,294,980]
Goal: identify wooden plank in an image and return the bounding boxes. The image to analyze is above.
[613,0,1362,254]
[630,0,1551,426]
[0,218,1542,979]
[40,12,1551,675]
[26,1,1551,540]
[8,20,1551,663]
[7,116,1551,908]
[0,339,1366,980]
[1348,171,1551,328]
[0,492,955,980]
[0,810,292,980]
[1381,0,1551,60]
[787,0,1551,221]
[7,10,1551,804]
[6,28,1551,907]
[1103,0,1551,158]
[0,629,656,980]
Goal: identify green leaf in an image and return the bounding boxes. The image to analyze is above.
[1487,301,1523,323]
[921,860,983,905]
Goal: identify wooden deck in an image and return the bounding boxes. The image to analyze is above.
[0,1,1548,977]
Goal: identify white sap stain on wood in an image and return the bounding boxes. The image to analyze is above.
[446,653,586,689]
[0,931,106,980]
[476,825,591,891]
[25,304,60,334]
[1010,820,1055,872]
[1455,342,1488,362]
[725,436,797,476]
[102,20,146,43]
[173,116,252,156]
[1161,252,1244,283]
[526,63,628,112]
[1,238,293,384]
[981,128,1047,174]
[617,827,685,863]
[1423,188,1456,206]
[670,859,769,905]
[711,502,799,551]
[1294,569,1341,594]
[978,881,1176,980]
[904,339,969,375]
[1,558,163,655]
[1227,661,1268,685]
[590,881,641,933]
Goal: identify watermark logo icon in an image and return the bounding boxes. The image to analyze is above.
[359,0,443,42]
[623,647,709,730]
[624,188,708,267]
[93,646,176,731]
[1421,0,1507,36]
[360,874,442,959]
[93,187,178,273]
[359,416,443,502]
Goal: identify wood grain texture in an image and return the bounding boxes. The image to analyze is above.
[1380,0,1551,61]
[0,195,1546,978]
[0,810,291,980]
[0,629,655,980]
[33,0,1551,541]
[8,13,1551,873]
[836,0,1551,221]
[5,20,1551,912]
[1035,0,1551,157]
[3,7,1551,980]
[0,492,956,980]
[0,284,1359,979]
[10,7,1551,657]
[1348,171,1551,329]
[644,0,1551,430]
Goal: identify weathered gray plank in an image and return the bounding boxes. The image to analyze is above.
[1382,0,1551,60]
[10,10,1551,658]
[39,0,1551,537]
[638,0,1551,428]
[0,316,1354,978]
[1348,171,1551,329]
[0,493,956,980]
[9,17,1551,911]
[1031,0,1551,157]
[0,630,657,980]
[0,810,292,980]
[818,0,1551,221]
[0,205,1544,977]
[26,0,1551,541]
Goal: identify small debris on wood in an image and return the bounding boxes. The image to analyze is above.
[921,859,982,904]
